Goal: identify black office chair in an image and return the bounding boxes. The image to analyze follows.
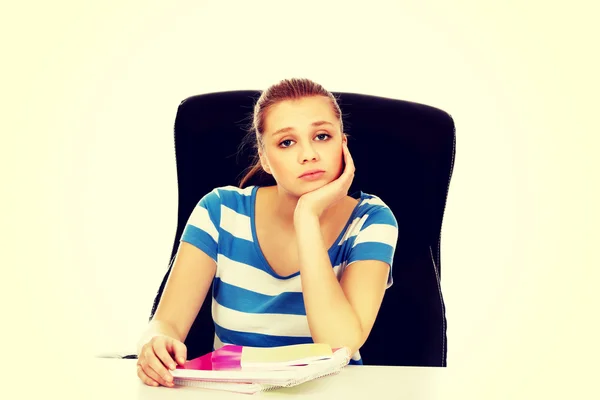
[141,90,455,367]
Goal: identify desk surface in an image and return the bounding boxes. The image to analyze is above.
[86,358,444,399]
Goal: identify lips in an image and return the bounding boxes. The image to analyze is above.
[299,169,325,178]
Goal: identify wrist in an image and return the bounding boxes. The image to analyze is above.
[293,208,319,225]
[137,320,180,354]
[137,332,165,355]
[294,199,321,219]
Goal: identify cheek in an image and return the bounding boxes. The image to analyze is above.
[266,154,290,177]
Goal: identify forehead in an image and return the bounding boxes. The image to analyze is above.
[264,96,337,133]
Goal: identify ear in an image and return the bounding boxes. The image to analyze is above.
[342,133,348,145]
[258,149,272,175]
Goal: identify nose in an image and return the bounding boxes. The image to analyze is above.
[299,143,319,163]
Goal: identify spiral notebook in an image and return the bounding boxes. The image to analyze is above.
[171,343,351,394]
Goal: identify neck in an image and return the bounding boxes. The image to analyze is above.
[272,185,301,226]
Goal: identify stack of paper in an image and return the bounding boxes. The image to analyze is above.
[171,343,351,394]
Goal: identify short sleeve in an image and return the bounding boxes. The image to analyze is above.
[180,188,222,263]
[346,206,399,288]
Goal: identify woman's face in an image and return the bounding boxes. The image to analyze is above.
[259,96,346,197]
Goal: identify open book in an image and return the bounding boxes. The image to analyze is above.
[171,343,351,394]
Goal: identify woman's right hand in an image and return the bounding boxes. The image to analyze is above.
[136,335,188,387]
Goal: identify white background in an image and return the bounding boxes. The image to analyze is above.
[3,0,599,398]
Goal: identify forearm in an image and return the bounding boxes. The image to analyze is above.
[294,213,363,354]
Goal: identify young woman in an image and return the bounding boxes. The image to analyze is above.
[136,78,399,387]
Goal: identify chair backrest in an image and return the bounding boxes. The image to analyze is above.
[149,90,456,366]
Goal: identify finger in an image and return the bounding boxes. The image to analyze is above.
[169,340,188,366]
[144,362,174,387]
[343,142,356,172]
[341,143,352,171]
[143,348,174,387]
[137,364,159,387]
[148,358,174,387]
[139,355,166,386]
[340,148,355,181]
[154,340,178,370]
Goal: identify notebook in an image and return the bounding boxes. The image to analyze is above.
[171,343,351,394]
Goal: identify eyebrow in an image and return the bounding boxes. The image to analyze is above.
[271,121,334,137]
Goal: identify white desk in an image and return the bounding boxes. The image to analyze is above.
[84,358,444,399]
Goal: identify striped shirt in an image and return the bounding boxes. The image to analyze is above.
[180,185,398,365]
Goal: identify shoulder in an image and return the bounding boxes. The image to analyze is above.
[199,185,256,207]
[355,192,398,228]
[194,185,261,229]
[344,193,399,264]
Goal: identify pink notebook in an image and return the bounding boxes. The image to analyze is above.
[170,343,351,392]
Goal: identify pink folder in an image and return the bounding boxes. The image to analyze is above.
[177,344,244,371]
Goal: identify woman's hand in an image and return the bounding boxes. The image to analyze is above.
[136,335,187,388]
[294,141,356,221]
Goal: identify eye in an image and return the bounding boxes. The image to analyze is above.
[279,139,294,148]
[315,133,331,141]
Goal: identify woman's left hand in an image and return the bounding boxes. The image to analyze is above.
[294,141,356,221]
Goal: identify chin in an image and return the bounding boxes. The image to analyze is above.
[302,180,329,193]
[280,182,318,198]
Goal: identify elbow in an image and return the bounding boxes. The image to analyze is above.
[322,330,365,357]
[336,339,362,359]
[346,333,365,357]
[345,320,367,356]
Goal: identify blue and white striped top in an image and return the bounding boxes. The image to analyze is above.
[180,185,398,365]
